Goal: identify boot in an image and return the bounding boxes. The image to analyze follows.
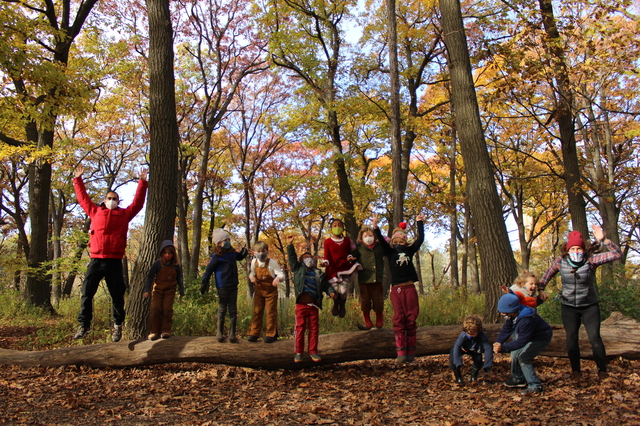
[229,316,238,343]
[395,332,407,365]
[338,297,346,318]
[470,367,479,383]
[375,312,384,328]
[453,366,464,384]
[216,312,225,343]
[406,334,417,362]
[331,298,339,316]
[357,312,373,330]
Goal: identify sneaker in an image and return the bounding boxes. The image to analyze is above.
[504,378,527,388]
[396,354,407,366]
[294,353,303,363]
[161,333,171,339]
[112,324,123,342]
[247,335,258,343]
[264,336,277,343]
[521,387,543,396]
[74,326,90,340]
[148,333,159,340]
[310,353,322,362]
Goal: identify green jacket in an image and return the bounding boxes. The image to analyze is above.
[287,244,335,309]
[351,242,385,284]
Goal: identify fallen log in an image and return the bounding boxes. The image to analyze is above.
[0,313,638,369]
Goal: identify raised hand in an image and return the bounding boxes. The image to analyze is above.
[591,224,605,241]
[74,166,84,178]
[372,213,378,229]
[286,235,294,244]
[139,168,148,181]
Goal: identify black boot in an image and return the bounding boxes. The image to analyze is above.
[216,312,225,343]
[470,367,479,383]
[331,298,339,316]
[229,316,238,343]
[453,366,464,384]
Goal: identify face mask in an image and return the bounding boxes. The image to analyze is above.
[394,244,406,252]
[105,200,118,210]
[222,241,231,250]
[363,236,375,245]
[502,314,512,321]
[569,252,584,263]
[331,227,343,236]
[255,252,267,261]
[303,257,316,268]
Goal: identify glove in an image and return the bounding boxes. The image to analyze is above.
[200,281,208,295]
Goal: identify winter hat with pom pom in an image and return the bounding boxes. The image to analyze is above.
[391,222,408,243]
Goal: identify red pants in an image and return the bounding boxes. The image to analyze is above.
[294,303,319,354]
[390,284,419,336]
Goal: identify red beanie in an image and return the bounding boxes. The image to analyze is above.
[566,231,585,250]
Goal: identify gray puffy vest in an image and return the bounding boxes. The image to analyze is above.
[559,258,598,307]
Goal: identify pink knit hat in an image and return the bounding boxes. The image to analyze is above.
[566,231,585,250]
[391,222,408,243]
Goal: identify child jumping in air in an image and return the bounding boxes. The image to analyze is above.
[500,270,544,309]
[373,213,424,365]
[143,240,185,340]
[494,293,553,395]
[321,218,360,318]
[200,228,248,343]
[449,315,493,384]
[247,241,285,343]
[287,235,337,363]
[351,226,386,330]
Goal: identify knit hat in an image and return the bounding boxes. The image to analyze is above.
[566,231,585,250]
[391,222,408,243]
[497,293,521,313]
[212,228,230,244]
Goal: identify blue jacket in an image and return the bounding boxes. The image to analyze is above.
[496,306,553,353]
[451,331,493,370]
[201,247,248,293]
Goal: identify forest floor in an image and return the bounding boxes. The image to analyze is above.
[1,326,639,425]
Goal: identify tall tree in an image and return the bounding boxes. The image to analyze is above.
[0,0,99,308]
[126,0,180,339]
[439,0,517,321]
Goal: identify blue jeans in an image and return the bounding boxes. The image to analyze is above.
[510,337,552,391]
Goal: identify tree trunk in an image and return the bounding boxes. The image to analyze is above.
[127,0,179,340]
[439,0,518,321]
[1,313,637,369]
[449,139,459,287]
[538,0,588,237]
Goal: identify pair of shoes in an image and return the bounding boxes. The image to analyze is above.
[74,326,90,340]
[264,336,277,343]
[310,353,322,362]
[597,371,609,380]
[504,378,527,388]
[161,333,171,339]
[294,353,303,363]
[148,333,160,340]
[247,335,258,343]
[521,387,543,396]
[112,324,123,342]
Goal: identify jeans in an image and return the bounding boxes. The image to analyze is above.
[510,337,552,390]
[561,303,607,372]
[78,258,126,327]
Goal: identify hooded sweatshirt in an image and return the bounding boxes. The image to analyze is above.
[495,306,553,353]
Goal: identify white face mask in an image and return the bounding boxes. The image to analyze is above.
[363,236,375,245]
[105,199,118,210]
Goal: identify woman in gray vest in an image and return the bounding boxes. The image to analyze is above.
[538,225,622,380]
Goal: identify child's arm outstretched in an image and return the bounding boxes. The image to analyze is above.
[200,255,218,294]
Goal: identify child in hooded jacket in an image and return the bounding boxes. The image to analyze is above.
[351,226,385,330]
[449,315,493,384]
[144,240,185,340]
[287,235,337,363]
[200,228,248,343]
[500,270,544,309]
[494,293,553,395]
[373,213,424,365]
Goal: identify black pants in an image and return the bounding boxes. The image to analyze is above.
[217,286,238,320]
[78,258,126,327]
[561,303,607,372]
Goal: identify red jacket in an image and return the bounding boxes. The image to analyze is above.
[74,177,148,259]
[323,236,355,280]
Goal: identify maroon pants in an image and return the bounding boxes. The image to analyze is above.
[359,282,384,314]
[150,286,177,335]
[294,303,320,354]
[390,284,419,336]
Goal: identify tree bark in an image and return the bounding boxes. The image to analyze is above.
[1,313,637,369]
[127,0,179,340]
[439,0,518,320]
